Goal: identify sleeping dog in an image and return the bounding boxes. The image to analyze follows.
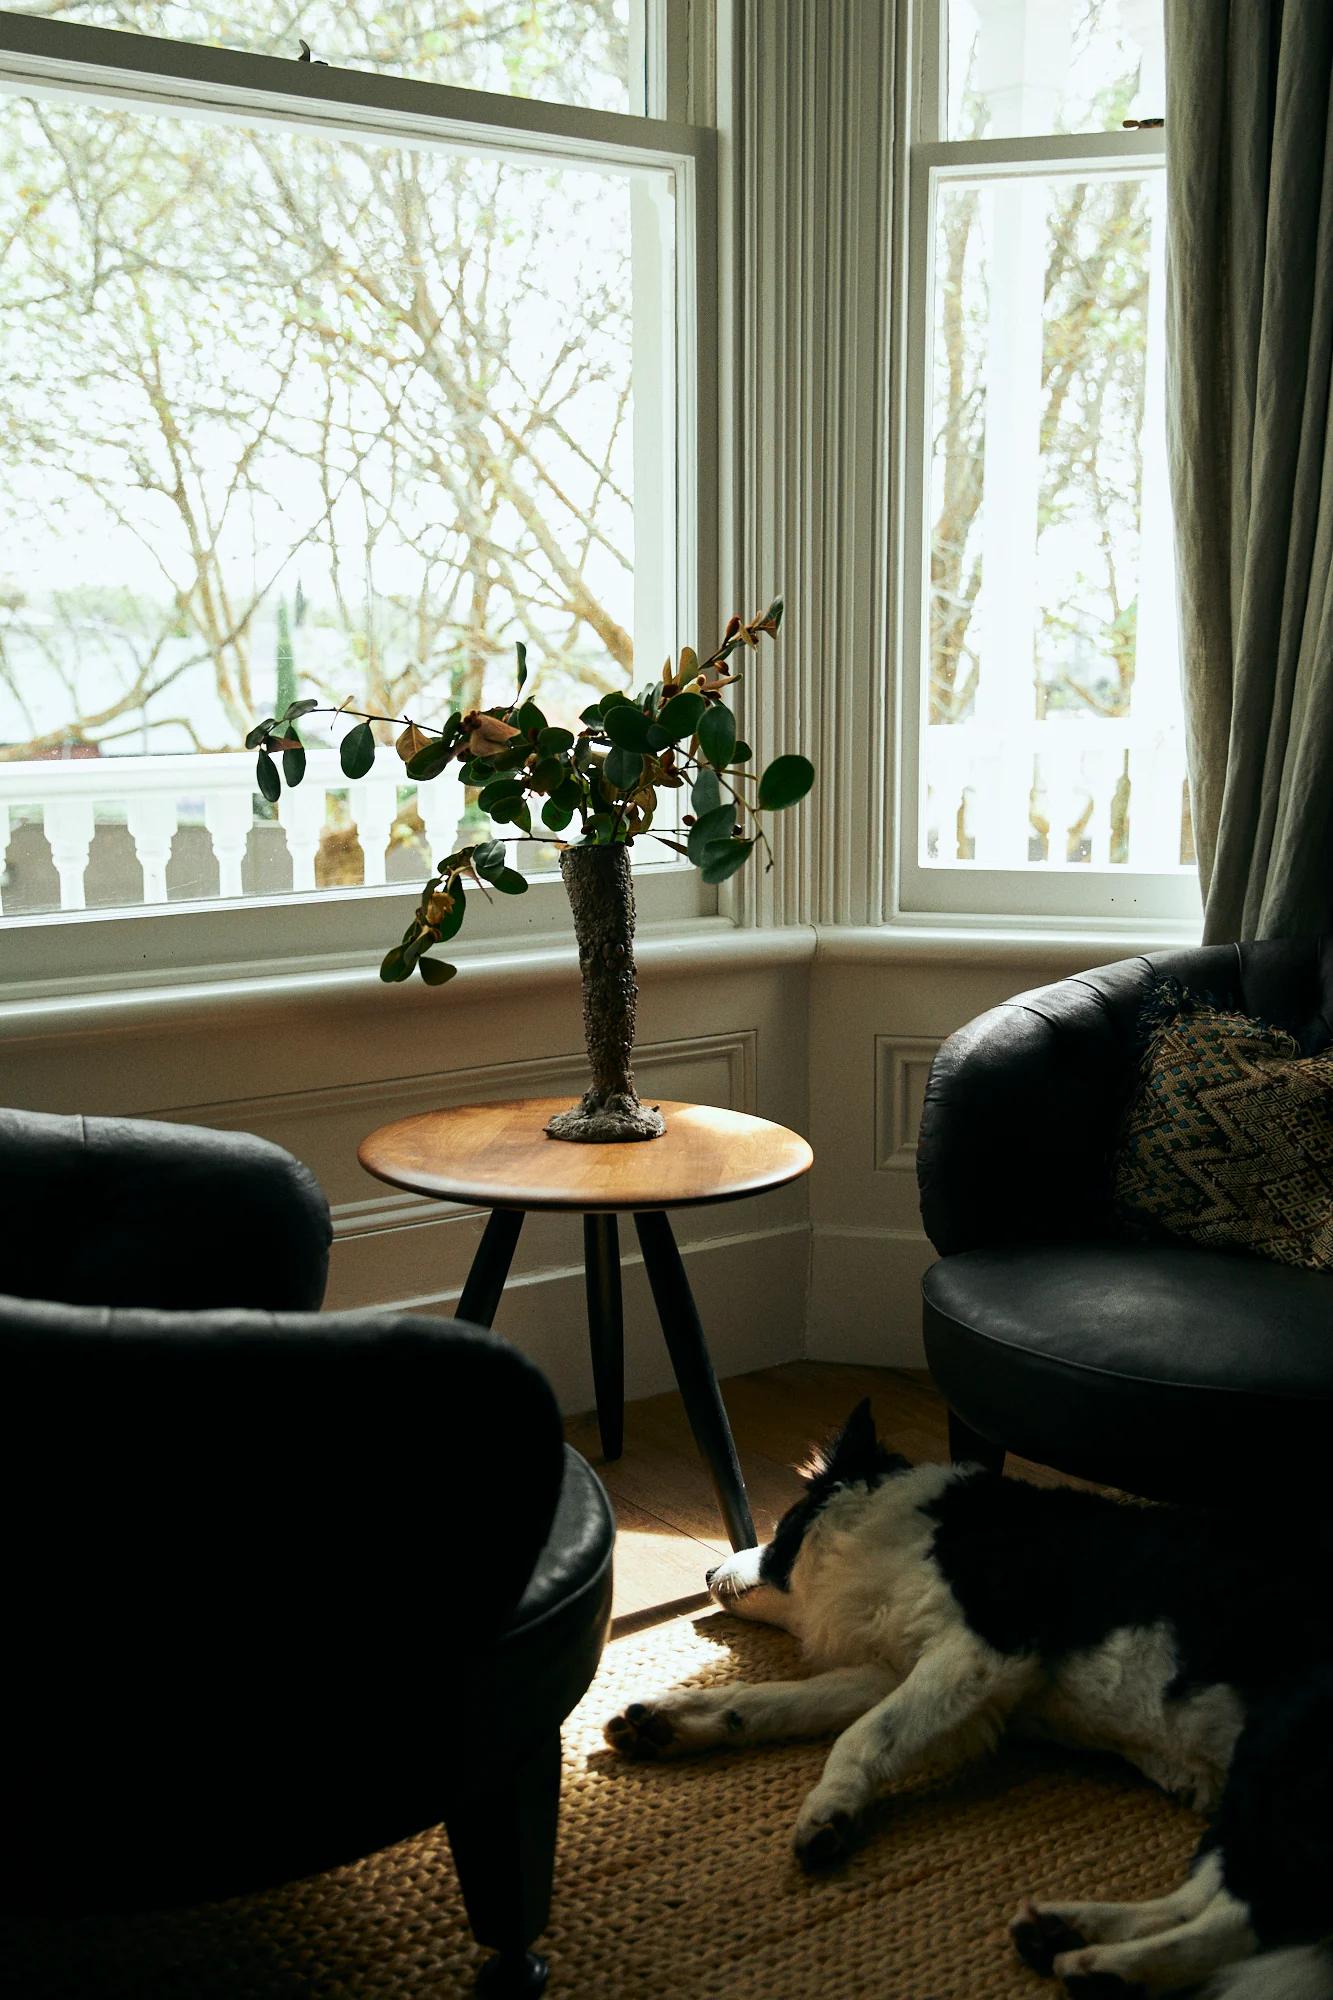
[605,1401,1333,1998]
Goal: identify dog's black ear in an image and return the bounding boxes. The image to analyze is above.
[821,1397,879,1486]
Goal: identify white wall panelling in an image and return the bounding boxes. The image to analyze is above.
[874,1035,942,1171]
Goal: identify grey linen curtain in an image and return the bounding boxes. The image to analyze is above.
[1165,0,1333,942]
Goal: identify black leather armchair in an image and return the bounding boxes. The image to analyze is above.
[0,1109,613,1997]
[918,937,1333,1505]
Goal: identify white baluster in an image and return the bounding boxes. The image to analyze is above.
[204,791,254,900]
[419,783,462,871]
[347,774,398,886]
[43,799,96,911]
[1130,733,1185,871]
[1080,744,1115,868]
[1048,770,1090,865]
[125,794,178,906]
[277,781,327,892]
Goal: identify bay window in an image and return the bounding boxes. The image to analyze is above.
[0,3,711,986]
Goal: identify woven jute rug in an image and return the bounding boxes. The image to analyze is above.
[3,1611,1203,1999]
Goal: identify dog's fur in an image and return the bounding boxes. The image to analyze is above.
[605,1401,1333,1998]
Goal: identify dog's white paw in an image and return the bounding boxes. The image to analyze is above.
[603,1688,747,1761]
[1010,1899,1089,1979]
[792,1786,859,1871]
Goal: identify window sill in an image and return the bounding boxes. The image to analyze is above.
[817,916,1203,971]
[0,917,816,1043]
[0,910,1209,1045]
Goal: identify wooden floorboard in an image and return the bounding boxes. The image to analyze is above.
[566,1362,1088,1627]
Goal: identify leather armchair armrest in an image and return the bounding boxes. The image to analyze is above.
[0,1108,331,1311]
[917,957,1155,1255]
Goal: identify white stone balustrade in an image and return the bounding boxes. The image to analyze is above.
[0,748,497,917]
[924,717,1191,870]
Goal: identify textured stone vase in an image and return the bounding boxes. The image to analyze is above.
[545,843,665,1143]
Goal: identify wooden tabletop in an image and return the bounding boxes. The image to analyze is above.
[357,1097,814,1213]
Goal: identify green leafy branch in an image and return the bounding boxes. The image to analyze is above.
[244,597,814,987]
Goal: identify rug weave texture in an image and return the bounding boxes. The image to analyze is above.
[4,1611,1202,1999]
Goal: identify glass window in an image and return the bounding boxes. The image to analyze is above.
[6,2,637,112]
[0,83,677,918]
[947,0,1164,141]
[923,166,1188,876]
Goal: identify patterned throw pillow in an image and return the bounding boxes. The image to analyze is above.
[1112,994,1333,1270]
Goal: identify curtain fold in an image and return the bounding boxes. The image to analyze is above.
[1165,0,1333,941]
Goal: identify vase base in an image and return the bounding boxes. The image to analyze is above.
[544,1093,666,1144]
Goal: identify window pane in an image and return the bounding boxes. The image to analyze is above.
[7,3,637,112]
[923,169,1189,873]
[0,90,675,917]
[947,0,1164,139]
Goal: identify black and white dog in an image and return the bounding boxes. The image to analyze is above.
[605,1402,1333,1998]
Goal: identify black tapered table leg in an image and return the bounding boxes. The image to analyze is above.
[458,1208,525,1329]
[633,1209,756,1552]
[584,1214,625,1461]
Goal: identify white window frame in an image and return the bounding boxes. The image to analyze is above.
[892,0,1201,932]
[0,6,718,996]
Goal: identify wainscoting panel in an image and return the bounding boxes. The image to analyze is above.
[873,1034,940,1170]
[806,1224,935,1367]
[339,1218,810,1413]
[164,1028,759,1216]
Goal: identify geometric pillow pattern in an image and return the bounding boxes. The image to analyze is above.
[1112,1001,1333,1270]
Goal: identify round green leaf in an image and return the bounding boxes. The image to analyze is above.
[407,739,454,783]
[542,799,574,832]
[379,944,412,983]
[687,803,735,866]
[657,690,706,742]
[698,702,737,769]
[282,740,306,788]
[478,777,525,811]
[757,753,815,810]
[245,718,276,750]
[340,720,375,779]
[282,697,321,721]
[604,744,644,793]
[699,837,756,884]
[418,955,458,986]
[692,767,722,817]
[537,727,575,756]
[732,739,753,764]
[492,867,529,895]
[471,839,507,881]
[255,748,281,802]
[603,703,655,754]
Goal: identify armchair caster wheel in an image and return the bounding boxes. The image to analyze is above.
[476,1949,549,1997]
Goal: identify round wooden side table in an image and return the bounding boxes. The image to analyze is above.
[358,1097,813,1552]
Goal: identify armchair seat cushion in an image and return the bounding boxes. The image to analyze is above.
[923,1240,1333,1505]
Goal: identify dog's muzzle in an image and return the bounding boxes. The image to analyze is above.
[706,1546,764,1603]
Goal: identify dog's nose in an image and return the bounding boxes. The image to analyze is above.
[705,1564,719,1587]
